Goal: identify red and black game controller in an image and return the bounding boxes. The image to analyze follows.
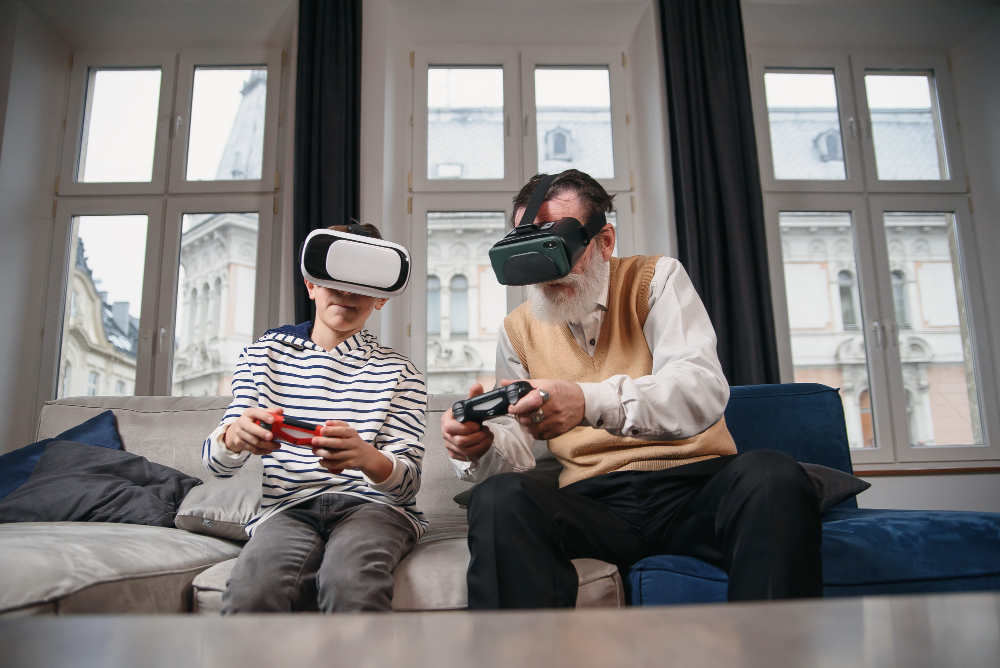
[255,415,344,474]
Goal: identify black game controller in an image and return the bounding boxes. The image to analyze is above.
[452,381,535,424]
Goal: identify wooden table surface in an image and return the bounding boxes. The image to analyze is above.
[2,592,999,668]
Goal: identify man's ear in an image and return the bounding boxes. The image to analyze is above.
[599,224,616,262]
[374,298,389,311]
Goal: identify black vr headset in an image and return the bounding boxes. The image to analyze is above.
[488,173,608,286]
[300,225,411,298]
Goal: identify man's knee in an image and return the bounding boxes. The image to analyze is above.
[468,472,545,515]
[727,449,814,502]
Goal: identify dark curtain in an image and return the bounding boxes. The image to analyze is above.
[658,0,780,386]
[294,0,363,323]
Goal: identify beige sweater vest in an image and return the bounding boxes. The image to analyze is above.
[504,255,737,486]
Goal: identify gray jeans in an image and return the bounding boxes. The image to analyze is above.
[222,494,417,613]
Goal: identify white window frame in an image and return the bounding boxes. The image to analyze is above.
[867,194,999,463]
[39,197,166,402]
[58,50,177,196]
[752,47,997,468]
[408,193,515,375]
[763,193,896,465]
[850,52,966,194]
[167,48,282,195]
[749,50,865,193]
[412,47,523,193]
[520,47,632,193]
[153,195,275,395]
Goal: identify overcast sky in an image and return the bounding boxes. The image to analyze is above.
[765,71,933,109]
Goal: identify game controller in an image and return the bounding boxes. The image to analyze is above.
[255,415,323,445]
[452,381,535,423]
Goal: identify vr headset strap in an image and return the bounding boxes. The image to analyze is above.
[518,174,558,230]
[518,173,607,244]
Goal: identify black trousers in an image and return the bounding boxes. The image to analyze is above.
[466,449,822,609]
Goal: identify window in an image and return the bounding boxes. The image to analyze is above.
[409,47,634,389]
[61,363,72,398]
[754,50,998,467]
[87,371,99,396]
[43,48,283,401]
[450,275,469,336]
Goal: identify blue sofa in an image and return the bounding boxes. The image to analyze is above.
[627,383,1000,605]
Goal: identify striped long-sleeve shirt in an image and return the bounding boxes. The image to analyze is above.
[202,322,427,537]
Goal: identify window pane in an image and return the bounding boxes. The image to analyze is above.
[186,68,267,181]
[779,212,877,448]
[883,212,982,445]
[58,216,148,398]
[764,71,846,180]
[535,68,614,178]
[427,68,504,180]
[865,72,947,180]
[171,213,259,396]
[427,211,507,392]
[79,69,161,182]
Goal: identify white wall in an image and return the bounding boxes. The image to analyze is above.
[858,473,1000,513]
[0,3,69,453]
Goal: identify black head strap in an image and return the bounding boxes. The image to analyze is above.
[517,173,609,244]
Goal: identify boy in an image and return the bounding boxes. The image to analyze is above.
[202,223,427,613]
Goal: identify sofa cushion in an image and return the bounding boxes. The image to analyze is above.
[35,397,234,480]
[0,410,123,502]
[174,468,262,542]
[0,523,241,615]
[725,384,855,476]
[627,508,1000,605]
[0,441,201,527]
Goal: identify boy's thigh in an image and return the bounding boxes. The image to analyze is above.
[315,501,417,611]
[224,505,326,613]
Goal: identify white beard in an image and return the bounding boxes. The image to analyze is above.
[526,248,607,325]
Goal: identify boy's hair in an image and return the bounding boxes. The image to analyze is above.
[327,222,382,240]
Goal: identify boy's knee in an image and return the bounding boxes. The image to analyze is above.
[316,562,394,612]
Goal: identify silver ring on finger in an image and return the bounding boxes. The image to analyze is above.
[531,409,545,424]
[537,389,550,404]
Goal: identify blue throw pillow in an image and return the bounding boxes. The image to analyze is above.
[0,410,122,501]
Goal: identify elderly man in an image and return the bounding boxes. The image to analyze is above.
[442,169,822,609]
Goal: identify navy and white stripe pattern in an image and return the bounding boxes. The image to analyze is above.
[203,322,427,537]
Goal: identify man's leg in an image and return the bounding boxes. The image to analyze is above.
[315,498,417,612]
[222,499,326,613]
[466,472,644,610]
[656,449,823,601]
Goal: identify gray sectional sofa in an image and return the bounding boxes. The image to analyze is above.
[0,396,624,616]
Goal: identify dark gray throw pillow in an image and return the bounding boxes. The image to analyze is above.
[800,463,870,513]
[0,440,201,527]
[453,457,869,514]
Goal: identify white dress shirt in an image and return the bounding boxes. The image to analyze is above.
[452,256,730,482]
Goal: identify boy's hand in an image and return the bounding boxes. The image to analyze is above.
[441,383,495,462]
[224,407,284,456]
[312,421,394,483]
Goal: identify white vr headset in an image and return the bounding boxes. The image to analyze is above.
[300,227,411,299]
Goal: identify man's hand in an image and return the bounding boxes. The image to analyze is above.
[441,384,496,462]
[224,407,284,456]
[505,379,585,441]
[311,421,393,483]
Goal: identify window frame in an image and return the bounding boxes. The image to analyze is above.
[520,47,632,193]
[167,48,283,195]
[749,50,865,193]
[412,47,524,193]
[408,193,516,376]
[867,194,999,462]
[850,52,966,194]
[763,192,896,465]
[153,195,276,395]
[39,197,166,403]
[58,50,177,196]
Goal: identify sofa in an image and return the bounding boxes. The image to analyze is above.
[0,394,622,616]
[2,384,997,616]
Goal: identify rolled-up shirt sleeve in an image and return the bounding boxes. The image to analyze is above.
[579,257,729,440]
